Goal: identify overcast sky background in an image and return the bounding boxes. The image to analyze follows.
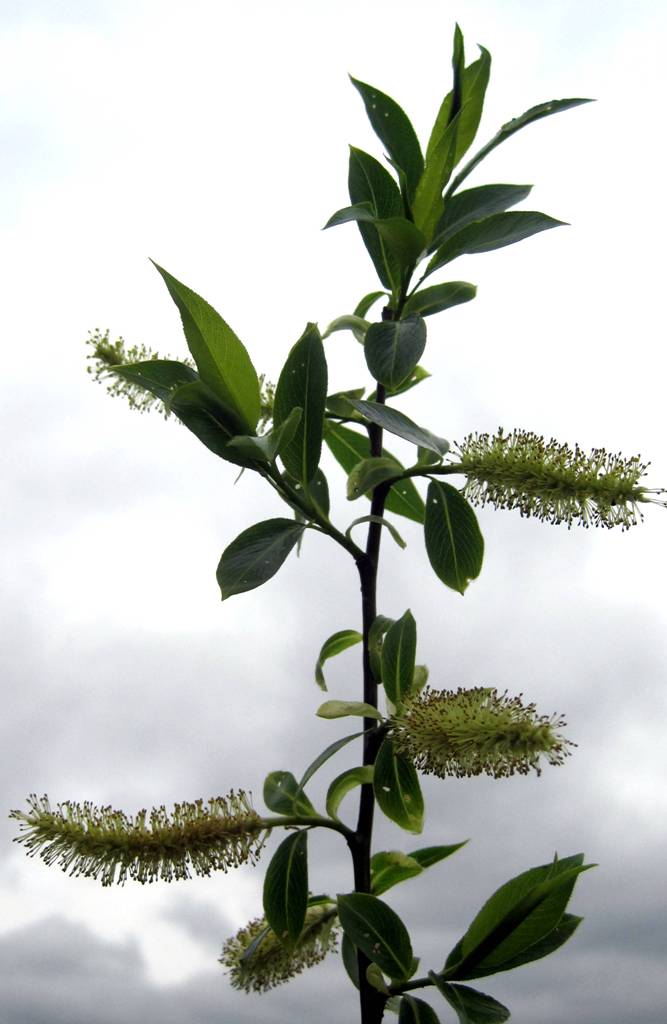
[2,1,666,1021]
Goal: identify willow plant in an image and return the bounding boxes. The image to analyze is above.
[12,26,664,1024]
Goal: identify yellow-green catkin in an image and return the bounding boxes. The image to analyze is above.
[84,328,191,415]
[392,687,572,779]
[456,428,662,529]
[10,792,265,886]
[220,903,338,993]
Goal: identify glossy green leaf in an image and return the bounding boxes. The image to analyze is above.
[298,730,365,790]
[314,629,363,691]
[369,614,394,683]
[412,112,459,243]
[345,515,407,551]
[402,282,476,319]
[226,406,302,463]
[424,481,483,594]
[410,843,468,869]
[399,994,442,1024]
[152,262,260,432]
[326,388,366,416]
[349,147,403,289]
[374,736,424,833]
[326,765,375,820]
[434,184,533,247]
[326,206,426,277]
[347,400,450,457]
[324,423,426,524]
[168,381,254,467]
[262,771,318,817]
[317,700,383,722]
[427,211,565,277]
[303,468,331,519]
[263,831,308,947]
[273,323,327,484]
[426,46,492,170]
[447,97,594,198]
[350,78,424,200]
[110,359,198,404]
[381,610,417,705]
[445,855,593,980]
[337,892,414,980]
[384,364,431,399]
[464,913,583,979]
[371,850,423,896]
[354,290,388,318]
[322,314,370,343]
[342,932,360,989]
[347,457,401,500]
[216,518,305,600]
[430,977,510,1024]
[365,317,427,391]
[367,962,390,993]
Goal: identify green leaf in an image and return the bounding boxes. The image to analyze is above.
[324,423,426,524]
[346,515,407,551]
[427,211,565,277]
[314,629,363,691]
[317,700,383,722]
[430,977,510,1024]
[349,147,403,289]
[354,290,388,318]
[168,381,254,467]
[365,317,427,391]
[373,736,424,834]
[152,262,260,432]
[216,518,305,600]
[410,843,468,869]
[347,400,450,457]
[384,364,431,399]
[337,892,414,980]
[303,468,331,519]
[226,407,302,463]
[367,962,391,993]
[381,610,417,705]
[342,932,360,989]
[402,282,477,319]
[424,481,484,594]
[347,457,401,500]
[369,614,394,683]
[263,770,317,817]
[399,994,442,1024]
[326,765,375,820]
[350,78,424,201]
[298,730,365,790]
[109,359,198,404]
[445,855,593,980]
[273,323,328,485]
[412,112,459,243]
[371,851,424,896]
[426,46,492,170]
[447,97,594,198]
[482,912,582,975]
[411,664,430,695]
[263,831,309,947]
[325,207,426,278]
[434,184,533,247]
[322,314,370,343]
[326,388,366,416]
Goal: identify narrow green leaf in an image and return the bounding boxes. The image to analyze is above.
[435,184,533,247]
[427,211,565,277]
[303,468,331,519]
[384,364,431,399]
[369,614,394,684]
[472,913,583,977]
[354,290,388,318]
[152,262,260,432]
[322,315,370,343]
[347,457,402,500]
[349,146,403,289]
[263,771,317,817]
[314,629,363,691]
[326,765,375,820]
[412,112,460,243]
[168,381,254,467]
[110,359,198,404]
[216,519,305,600]
[374,736,424,834]
[410,843,468,869]
[337,892,414,980]
[350,78,424,200]
[298,730,365,790]
[348,400,450,457]
[324,422,426,524]
[399,994,442,1024]
[365,317,427,391]
[273,323,328,484]
[381,610,417,705]
[430,976,510,1024]
[263,831,309,947]
[371,851,423,896]
[426,47,492,170]
[226,406,302,463]
[326,388,366,416]
[326,207,426,277]
[317,700,383,722]
[402,282,476,319]
[447,97,594,198]
[424,481,484,594]
[325,202,376,228]
[346,515,407,551]
[342,932,360,989]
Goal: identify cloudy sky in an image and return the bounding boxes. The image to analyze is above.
[2,1,666,1021]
